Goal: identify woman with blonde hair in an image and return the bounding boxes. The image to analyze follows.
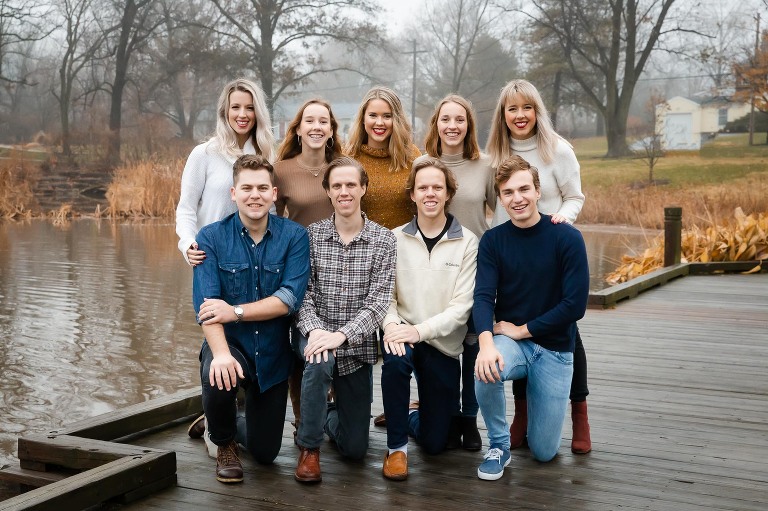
[486,79,590,454]
[274,99,344,226]
[176,78,275,266]
[345,86,421,229]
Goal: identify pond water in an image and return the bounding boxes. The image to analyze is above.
[0,219,656,466]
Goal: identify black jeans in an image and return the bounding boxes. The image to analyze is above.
[200,341,288,464]
[512,325,589,402]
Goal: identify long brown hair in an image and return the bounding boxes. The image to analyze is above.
[276,98,343,162]
[424,94,480,160]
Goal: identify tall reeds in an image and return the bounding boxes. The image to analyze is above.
[606,208,768,284]
[106,158,183,218]
[0,152,40,219]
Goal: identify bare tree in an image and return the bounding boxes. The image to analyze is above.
[520,0,691,157]
[209,0,382,114]
[52,0,114,157]
[633,90,668,184]
[0,0,51,86]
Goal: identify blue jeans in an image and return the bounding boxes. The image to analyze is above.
[200,341,288,464]
[294,332,371,460]
[381,342,460,454]
[475,336,573,462]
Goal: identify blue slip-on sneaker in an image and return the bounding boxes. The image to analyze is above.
[477,446,511,481]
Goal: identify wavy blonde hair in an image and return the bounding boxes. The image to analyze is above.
[344,86,414,173]
[424,95,480,160]
[486,79,559,168]
[275,98,343,162]
[210,78,275,162]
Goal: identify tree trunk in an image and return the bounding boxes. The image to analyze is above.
[107,0,139,168]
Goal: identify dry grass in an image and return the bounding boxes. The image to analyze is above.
[606,208,768,284]
[106,158,183,218]
[0,152,41,219]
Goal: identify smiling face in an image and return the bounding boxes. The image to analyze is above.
[228,90,256,147]
[498,169,541,228]
[326,165,366,219]
[504,92,537,141]
[437,101,467,155]
[410,166,448,221]
[363,98,393,149]
[297,102,332,152]
[230,168,277,230]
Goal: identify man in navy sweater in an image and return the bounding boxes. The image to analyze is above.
[473,155,589,481]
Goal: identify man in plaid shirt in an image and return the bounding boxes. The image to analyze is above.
[293,156,396,483]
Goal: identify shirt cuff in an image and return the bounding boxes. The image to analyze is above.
[273,288,297,314]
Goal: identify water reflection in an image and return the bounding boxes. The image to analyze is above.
[0,219,654,465]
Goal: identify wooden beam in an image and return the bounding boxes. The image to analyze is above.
[688,261,765,274]
[588,264,689,308]
[0,452,175,511]
[48,387,201,441]
[0,466,67,488]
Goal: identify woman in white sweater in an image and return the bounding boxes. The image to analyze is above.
[175,78,275,265]
[486,79,591,454]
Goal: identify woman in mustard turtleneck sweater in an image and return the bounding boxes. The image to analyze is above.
[345,86,421,230]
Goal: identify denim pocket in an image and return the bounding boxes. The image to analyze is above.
[219,262,249,298]
[262,263,284,295]
[553,351,574,365]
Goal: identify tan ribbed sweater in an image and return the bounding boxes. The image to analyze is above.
[351,144,422,230]
[273,157,333,228]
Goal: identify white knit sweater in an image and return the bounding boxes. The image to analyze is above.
[491,136,584,226]
[175,139,256,262]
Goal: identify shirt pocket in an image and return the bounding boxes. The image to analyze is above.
[219,262,249,298]
[262,263,285,296]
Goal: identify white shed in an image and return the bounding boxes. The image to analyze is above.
[659,96,751,150]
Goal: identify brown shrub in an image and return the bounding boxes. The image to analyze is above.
[106,158,183,218]
[0,153,41,219]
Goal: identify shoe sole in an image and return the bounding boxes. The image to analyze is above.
[477,457,511,481]
[294,474,322,483]
[216,475,243,483]
[383,472,407,481]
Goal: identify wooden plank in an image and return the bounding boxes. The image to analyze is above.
[50,388,201,441]
[0,466,67,488]
[588,263,689,308]
[17,436,167,471]
[0,452,175,511]
[688,260,765,274]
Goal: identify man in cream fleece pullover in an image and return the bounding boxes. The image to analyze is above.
[380,158,478,481]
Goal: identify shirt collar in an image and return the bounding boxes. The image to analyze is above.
[321,212,374,244]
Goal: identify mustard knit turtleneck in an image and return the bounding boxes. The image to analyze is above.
[350,143,422,230]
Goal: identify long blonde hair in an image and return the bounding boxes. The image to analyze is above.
[275,98,343,162]
[486,79,558,168]
[210,78,275,162]
[424,94,480,160]
[345,86,414,173]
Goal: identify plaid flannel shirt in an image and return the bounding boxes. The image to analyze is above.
[297,213,396,375]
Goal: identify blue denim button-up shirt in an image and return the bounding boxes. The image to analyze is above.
[193,212,310,391]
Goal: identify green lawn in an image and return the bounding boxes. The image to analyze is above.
[571,134,768,188]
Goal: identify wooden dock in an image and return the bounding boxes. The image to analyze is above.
[2,272,767,510]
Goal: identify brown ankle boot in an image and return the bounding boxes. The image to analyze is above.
[295,446,322,483]
[509,399,528,449]
[571,400,592,454]
[215,441,243,483]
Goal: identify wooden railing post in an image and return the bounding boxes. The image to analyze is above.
[664,206,682,266]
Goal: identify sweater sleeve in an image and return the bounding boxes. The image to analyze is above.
[553,141,585,224]
[415,234,478,346]
[176,144,208,263]
[472,231,499,336]
[526,226,589,336]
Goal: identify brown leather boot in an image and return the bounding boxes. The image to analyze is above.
[294,446,322,483]
[215,441,243,483]
[509,399,527,449]
[571,400,592,453]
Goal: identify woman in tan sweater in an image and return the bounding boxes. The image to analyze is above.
[274,99,344,226]
[345,86,421,229]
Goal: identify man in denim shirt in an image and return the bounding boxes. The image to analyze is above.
[193,154,310,484]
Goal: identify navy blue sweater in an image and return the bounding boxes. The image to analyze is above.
[473,215,589,353]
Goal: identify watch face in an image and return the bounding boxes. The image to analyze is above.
[235,306,244,317]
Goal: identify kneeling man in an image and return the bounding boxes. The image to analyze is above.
[294,156,396,483]
[194,155,310,483]
[473,155,589,481]
[381,158,478,480]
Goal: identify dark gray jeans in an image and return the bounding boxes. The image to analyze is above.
[293,331,372,460]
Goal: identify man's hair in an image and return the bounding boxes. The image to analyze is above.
[233,154,275,185]
[322,156,369,191]
[494,155,540,194]
[406,158,458,207]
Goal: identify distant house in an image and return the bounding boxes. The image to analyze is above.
[659,95,751,150]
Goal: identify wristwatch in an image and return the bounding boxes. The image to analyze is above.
[233,305,244,323]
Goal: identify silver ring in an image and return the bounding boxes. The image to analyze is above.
[210,311,215,318]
